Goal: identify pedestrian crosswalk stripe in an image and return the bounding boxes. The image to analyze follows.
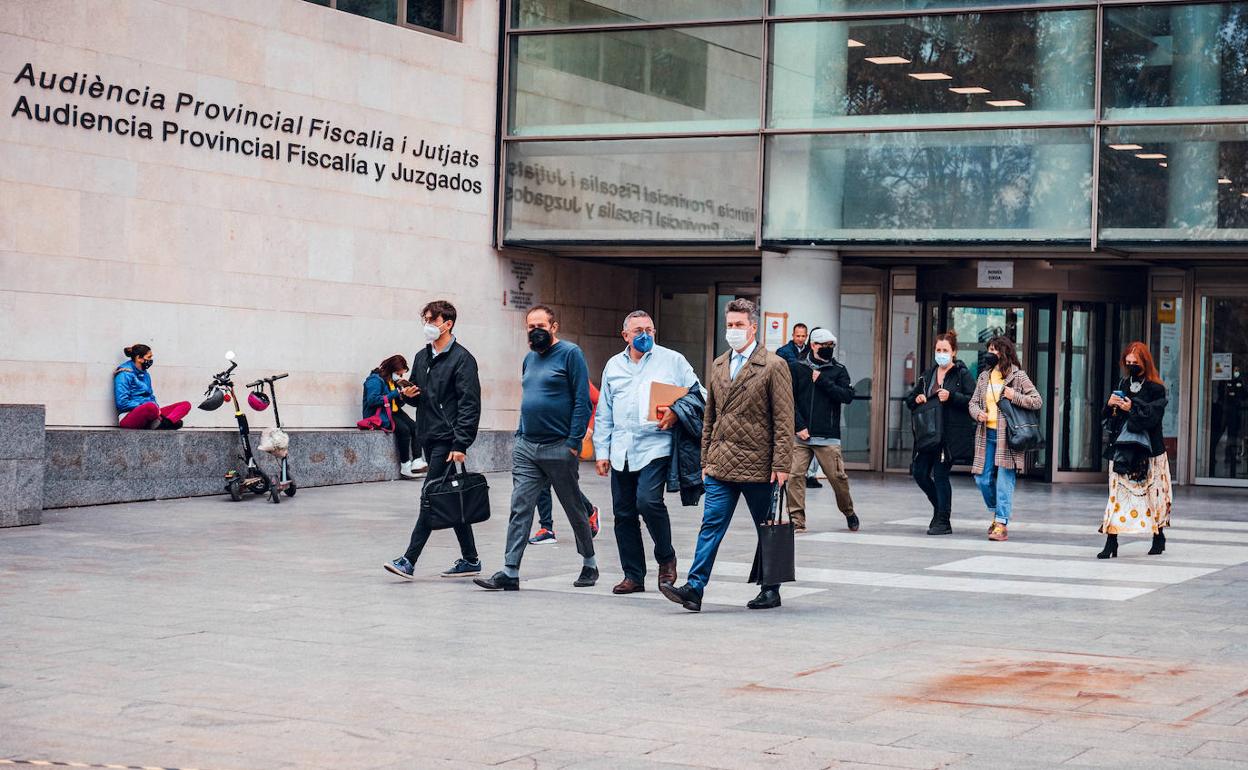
[712,561,1154,602]
[1161,518,1248,532]
[521,573,828,606]
[888,517,1248,544]
[803,532,1248,566]
[926,555,1218,584]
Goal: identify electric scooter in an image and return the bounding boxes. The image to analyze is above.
[198,352,295,503]
[245,371,295,502]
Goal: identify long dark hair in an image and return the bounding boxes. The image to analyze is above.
[986,335,1020,372]
[373,354,408,381]
[124,343,151,361]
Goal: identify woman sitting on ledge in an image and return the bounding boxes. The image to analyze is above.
[114,344,191,430]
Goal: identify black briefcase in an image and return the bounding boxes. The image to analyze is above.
[748,484,796,585]
[422,463,491,530]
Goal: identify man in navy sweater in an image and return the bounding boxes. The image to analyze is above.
[475,305,599,591]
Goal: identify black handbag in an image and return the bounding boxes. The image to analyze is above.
[997,395,1045,452]
[911,379,944,453]
[422,463,491,530]
[748,484,796,586]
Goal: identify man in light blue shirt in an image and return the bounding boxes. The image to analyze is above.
[594,310,701,594]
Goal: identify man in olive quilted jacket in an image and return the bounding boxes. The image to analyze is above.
[659,298,795,613]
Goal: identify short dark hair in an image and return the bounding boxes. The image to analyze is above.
[421,300,457,328]
[527,304,557,324]
[124,343,151,359]
[725,298,758,325]
[793,323,808,332]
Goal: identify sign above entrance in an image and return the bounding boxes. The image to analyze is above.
[976,261,1014,289]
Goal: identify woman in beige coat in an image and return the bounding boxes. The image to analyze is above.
[967,336,1043,541]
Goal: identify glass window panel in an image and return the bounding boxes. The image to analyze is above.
[769,11,1094,129]
[1103,2,1248,121]
[337,0,398,23]
[772,0,1067,15]
[886,291,920,470]
[513,0,763,28]
[407,0,456,34]
[510,26,762,136]
[1100,124,1248,243]
[504,137,760,242]
[840,292,877,465]
[1149,296,1183,469]
[765,128,1093,243]
[1196,296,1248,481]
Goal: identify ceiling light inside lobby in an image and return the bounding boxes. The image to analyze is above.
[1219,178,1233,184]
[986,99,1026,107]
[1136,153,1167,159]
[910,72,953,81]
[847,38,866,47]
[1108,144,1143,150]
[949,86,989,94]
[865,56,911,64]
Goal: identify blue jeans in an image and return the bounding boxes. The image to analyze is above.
[974,429,1017,524]
[686,476,778,593]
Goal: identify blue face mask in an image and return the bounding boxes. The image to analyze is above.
[631,332,654,353]
[934,352,952,367]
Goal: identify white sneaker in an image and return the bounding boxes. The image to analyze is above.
[400,461,418,479]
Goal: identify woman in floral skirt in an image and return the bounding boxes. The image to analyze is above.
[1097,341,1172,558]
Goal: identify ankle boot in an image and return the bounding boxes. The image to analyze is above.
[1148,528,1166,555]
[1097,533,1118,559]
[927,511,953,536]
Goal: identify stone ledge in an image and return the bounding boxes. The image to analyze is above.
[0,405,46,527]
[42,427,515,510]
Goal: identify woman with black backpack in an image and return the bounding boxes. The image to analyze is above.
[1097,342,1171,559]
[905,331,977,535]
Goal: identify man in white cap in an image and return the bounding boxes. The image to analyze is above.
[785,326,859,533]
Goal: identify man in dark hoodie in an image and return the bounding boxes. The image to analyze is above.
[786,327,859,533]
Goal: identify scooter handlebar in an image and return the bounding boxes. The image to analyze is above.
[245,373,289,388]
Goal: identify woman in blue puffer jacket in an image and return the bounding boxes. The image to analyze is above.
[362,354,424,478]
[114,344,191,429]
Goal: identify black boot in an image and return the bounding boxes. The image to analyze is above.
[1097,533,1118,559]
[1148,528,1166,555]
[927,511,953,536]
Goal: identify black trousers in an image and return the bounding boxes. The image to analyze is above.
[393,410,418,464]
[611,457,675,583]
[403,441,478,564]
[911,448,953,514]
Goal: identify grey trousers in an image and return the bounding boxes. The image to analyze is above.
[505,437,595,570]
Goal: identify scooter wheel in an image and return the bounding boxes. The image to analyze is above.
[227,479,244,502]
[284,482,297,497]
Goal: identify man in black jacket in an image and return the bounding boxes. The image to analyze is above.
[384,300,484,580]
[786,328,859,532]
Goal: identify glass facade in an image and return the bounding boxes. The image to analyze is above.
[500,0,1248,248]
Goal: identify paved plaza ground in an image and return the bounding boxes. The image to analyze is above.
[3,470,1248,770]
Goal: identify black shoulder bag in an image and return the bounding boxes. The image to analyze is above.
[911,375,944,453]
[996,379,1045,452]
[422,462,491,530]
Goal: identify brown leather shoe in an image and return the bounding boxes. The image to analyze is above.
[612,578,645,594]
[657,558,677,587]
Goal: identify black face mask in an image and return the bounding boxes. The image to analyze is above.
[140,359,154,370]
[982,352,999,369]
[1127,363,1143,378]
[814,345,834,362]
[528,328,553,352]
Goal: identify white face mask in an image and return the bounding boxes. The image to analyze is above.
[725,328,749,350]
[423,322,442,343]
[391,372,403,382]
[934,352,952,367]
